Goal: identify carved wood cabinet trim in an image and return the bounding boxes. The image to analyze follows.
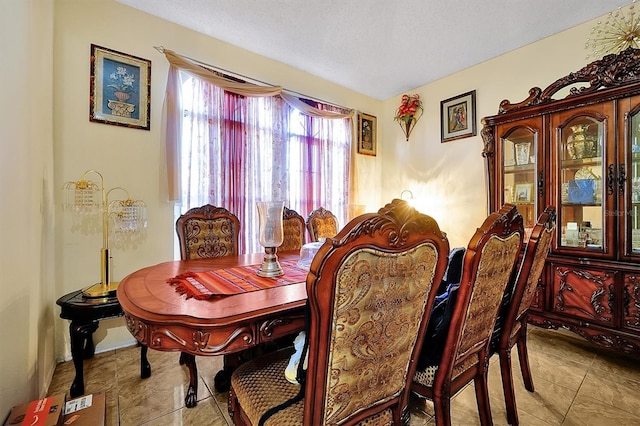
[623,273,640,330]
[551,264,615,324]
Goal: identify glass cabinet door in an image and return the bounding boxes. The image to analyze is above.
[501,125,537,231]
[557,114,606,252]
[624,101,640,257]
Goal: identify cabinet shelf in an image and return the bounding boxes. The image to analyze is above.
[504,164,535,173]
[561,157,602,168]
[561,202,602,207]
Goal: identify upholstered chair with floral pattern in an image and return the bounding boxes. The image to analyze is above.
[412,203,524,426]
[491,206,556,426]
[176,204,240,260]
[174,204,241,405]
[279,207,306,252]
[229,198,450,425]
[306,206,339,242]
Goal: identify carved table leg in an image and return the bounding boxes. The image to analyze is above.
[140,344,151,379]
[69,320,99,398]
[181,353,198,408]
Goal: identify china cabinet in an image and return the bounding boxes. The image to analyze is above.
[481,47,640,353]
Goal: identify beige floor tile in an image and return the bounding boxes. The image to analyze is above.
[198,354,226,394]
[563,391,640,426]
[526,328,597,367]
[81,351,119,395]
[117,355,212,425]
[447,384,484,426]
[576,370,640,417]
[589,348,640,385]
[509,345,590,392]
[137,396,228,426]
[46,327,640,425]
[105,390,119,426]
[46,361,76,397]
[504,374,573,425]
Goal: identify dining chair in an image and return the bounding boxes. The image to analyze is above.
[229,198,450,425]
[176,204,241,259]
[491,206,556,425]
[305,206,339,242]
[175,204,241,406]
[280,207,306,252]
[412,203,524,426]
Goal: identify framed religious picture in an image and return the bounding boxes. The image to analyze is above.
[90,44,151,130]
[440,90,476,143]
[358,112,377,156]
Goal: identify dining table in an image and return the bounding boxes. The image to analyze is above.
[116,251,307,407]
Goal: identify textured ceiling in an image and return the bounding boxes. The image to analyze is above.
[116,0,630,100]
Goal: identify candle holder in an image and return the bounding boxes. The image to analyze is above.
[256,201,285,277]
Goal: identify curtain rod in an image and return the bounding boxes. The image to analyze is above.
[153,46,352,112]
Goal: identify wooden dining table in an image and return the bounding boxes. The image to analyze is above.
[117,251,307,407]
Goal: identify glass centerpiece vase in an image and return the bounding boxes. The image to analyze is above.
[256,201,285,277]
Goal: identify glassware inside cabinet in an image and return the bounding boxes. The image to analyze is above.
[502,127,536,230]
[559,116,603,250]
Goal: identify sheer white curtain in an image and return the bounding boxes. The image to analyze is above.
[179,73,352,254]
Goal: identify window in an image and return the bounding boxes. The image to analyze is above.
[177,73,352,255]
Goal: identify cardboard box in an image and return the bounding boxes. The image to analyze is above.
[61,392,106,426]
[3,394,65,426]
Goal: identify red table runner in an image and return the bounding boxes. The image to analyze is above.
[167,260,309,300]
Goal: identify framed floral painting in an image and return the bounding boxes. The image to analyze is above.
[440,90,476,143]
[358,113,377,156]
[90,44,151,130]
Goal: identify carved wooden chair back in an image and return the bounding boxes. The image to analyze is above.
[492,206,556,426]
[306,206,339,242]
[229,199,450,425]
[279,207,306,252]
[412,203,524,426]
[176,204,241,260]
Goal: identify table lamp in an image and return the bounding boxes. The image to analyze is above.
[63,170,147,298]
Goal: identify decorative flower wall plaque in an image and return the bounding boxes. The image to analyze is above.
[394,94,423,141]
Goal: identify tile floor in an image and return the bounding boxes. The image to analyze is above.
[46,327,640,425]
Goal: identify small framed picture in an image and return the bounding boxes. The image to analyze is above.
[441,90,476,143]
[90,44,151,130]
[358,113,377,156]
[515,183,533,203]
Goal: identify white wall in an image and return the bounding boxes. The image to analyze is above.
[0,0,55,415]
[52,0,383,361]
[381,19,602,248]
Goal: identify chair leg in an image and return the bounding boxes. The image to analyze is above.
[516,332,534,392]
[474,374,493,426]
[499,348,519,426]
[432,394,452,426]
